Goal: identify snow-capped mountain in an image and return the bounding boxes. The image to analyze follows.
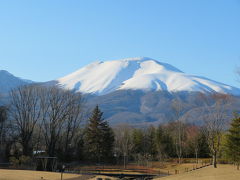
[57,57,240,96]
[0,70,33,94]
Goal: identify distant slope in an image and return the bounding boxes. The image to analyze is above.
[85,90,240,126]
[0,70,33,94]
[57,57,240,96]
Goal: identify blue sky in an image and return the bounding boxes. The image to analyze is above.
[0,0,240,87]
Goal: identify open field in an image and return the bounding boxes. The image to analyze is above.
[1,163,239,180]
[151,161,211,175]
[155,164,240,180]
[0,169,119,180]
[71,159,211,175]
[0,169,81,180]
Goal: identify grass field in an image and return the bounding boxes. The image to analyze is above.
[1,164,239,180]
[151,161,210,175]
[155,164,240,180]
[0,169,119,180]
[0,169,81,180]
[71,161,210,175]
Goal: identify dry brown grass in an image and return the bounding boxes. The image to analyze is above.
[0,169,81,180]
[72,164,158,175]
[152,162,209,175]
[1,164,239,180]
[155,164,240,180]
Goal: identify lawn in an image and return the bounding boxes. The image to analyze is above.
[0,169,81,180]
[1,164,239,180]
[155,164,240,180]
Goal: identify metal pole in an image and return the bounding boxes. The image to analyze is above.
[61,165,65,180]
[61,172,63,180]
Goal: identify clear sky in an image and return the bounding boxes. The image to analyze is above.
[0,0,240,87]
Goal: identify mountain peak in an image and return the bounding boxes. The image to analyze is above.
[0,70,13,76]
[57,57,240,96]
[110,57,151,62]
[98,57,183,73]
[0,70,33,93]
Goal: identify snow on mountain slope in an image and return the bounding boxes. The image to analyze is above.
[57,57,240,95]
[0,70,33,93]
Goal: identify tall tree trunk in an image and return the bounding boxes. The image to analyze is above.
[22,140,32,157]
[123,155,126,169]
[195,150,198,164]
[213,151,217,168]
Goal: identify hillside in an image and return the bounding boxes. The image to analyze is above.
[0,70,32,94]
[85,90,240,126]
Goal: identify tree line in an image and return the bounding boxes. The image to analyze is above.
[0,85,240,170]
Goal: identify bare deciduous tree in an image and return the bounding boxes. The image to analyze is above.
[114,124,133,168]
[9,84,84,161]
[41,87,65,156]
[61,92,83,161]
[186,125,200,164]
[0,106,8,161]
[171,98,186,164]
[201,93,232,168]
[0,106,7,146]
[40,87,83,157]
[9,85,42,156]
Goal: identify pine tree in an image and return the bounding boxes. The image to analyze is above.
[85,105,114,163]
[145,126,157,158]
[226,115,240,170]
[155,125,175,160]
[100,121,115,162]
[132,129,144,155]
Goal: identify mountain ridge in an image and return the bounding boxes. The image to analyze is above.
[0,70,33,94]
[1,60,240,125]
[57,57,240,96]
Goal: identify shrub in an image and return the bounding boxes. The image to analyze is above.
[9,156,32,168]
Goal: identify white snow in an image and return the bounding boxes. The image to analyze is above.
[57,57,240,96]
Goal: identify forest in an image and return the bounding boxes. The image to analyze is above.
[0,85,239,171]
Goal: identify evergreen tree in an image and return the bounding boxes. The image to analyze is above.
[198,129,211,158]
[132,129,144,155]
[145,126,157,158]
[155,125,175,160]
[155,126,166,160]
[100,121,115,162]
[226,115,240,170]
[85,105,114,163]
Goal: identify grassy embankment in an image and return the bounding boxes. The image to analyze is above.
[154,164,240,180]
